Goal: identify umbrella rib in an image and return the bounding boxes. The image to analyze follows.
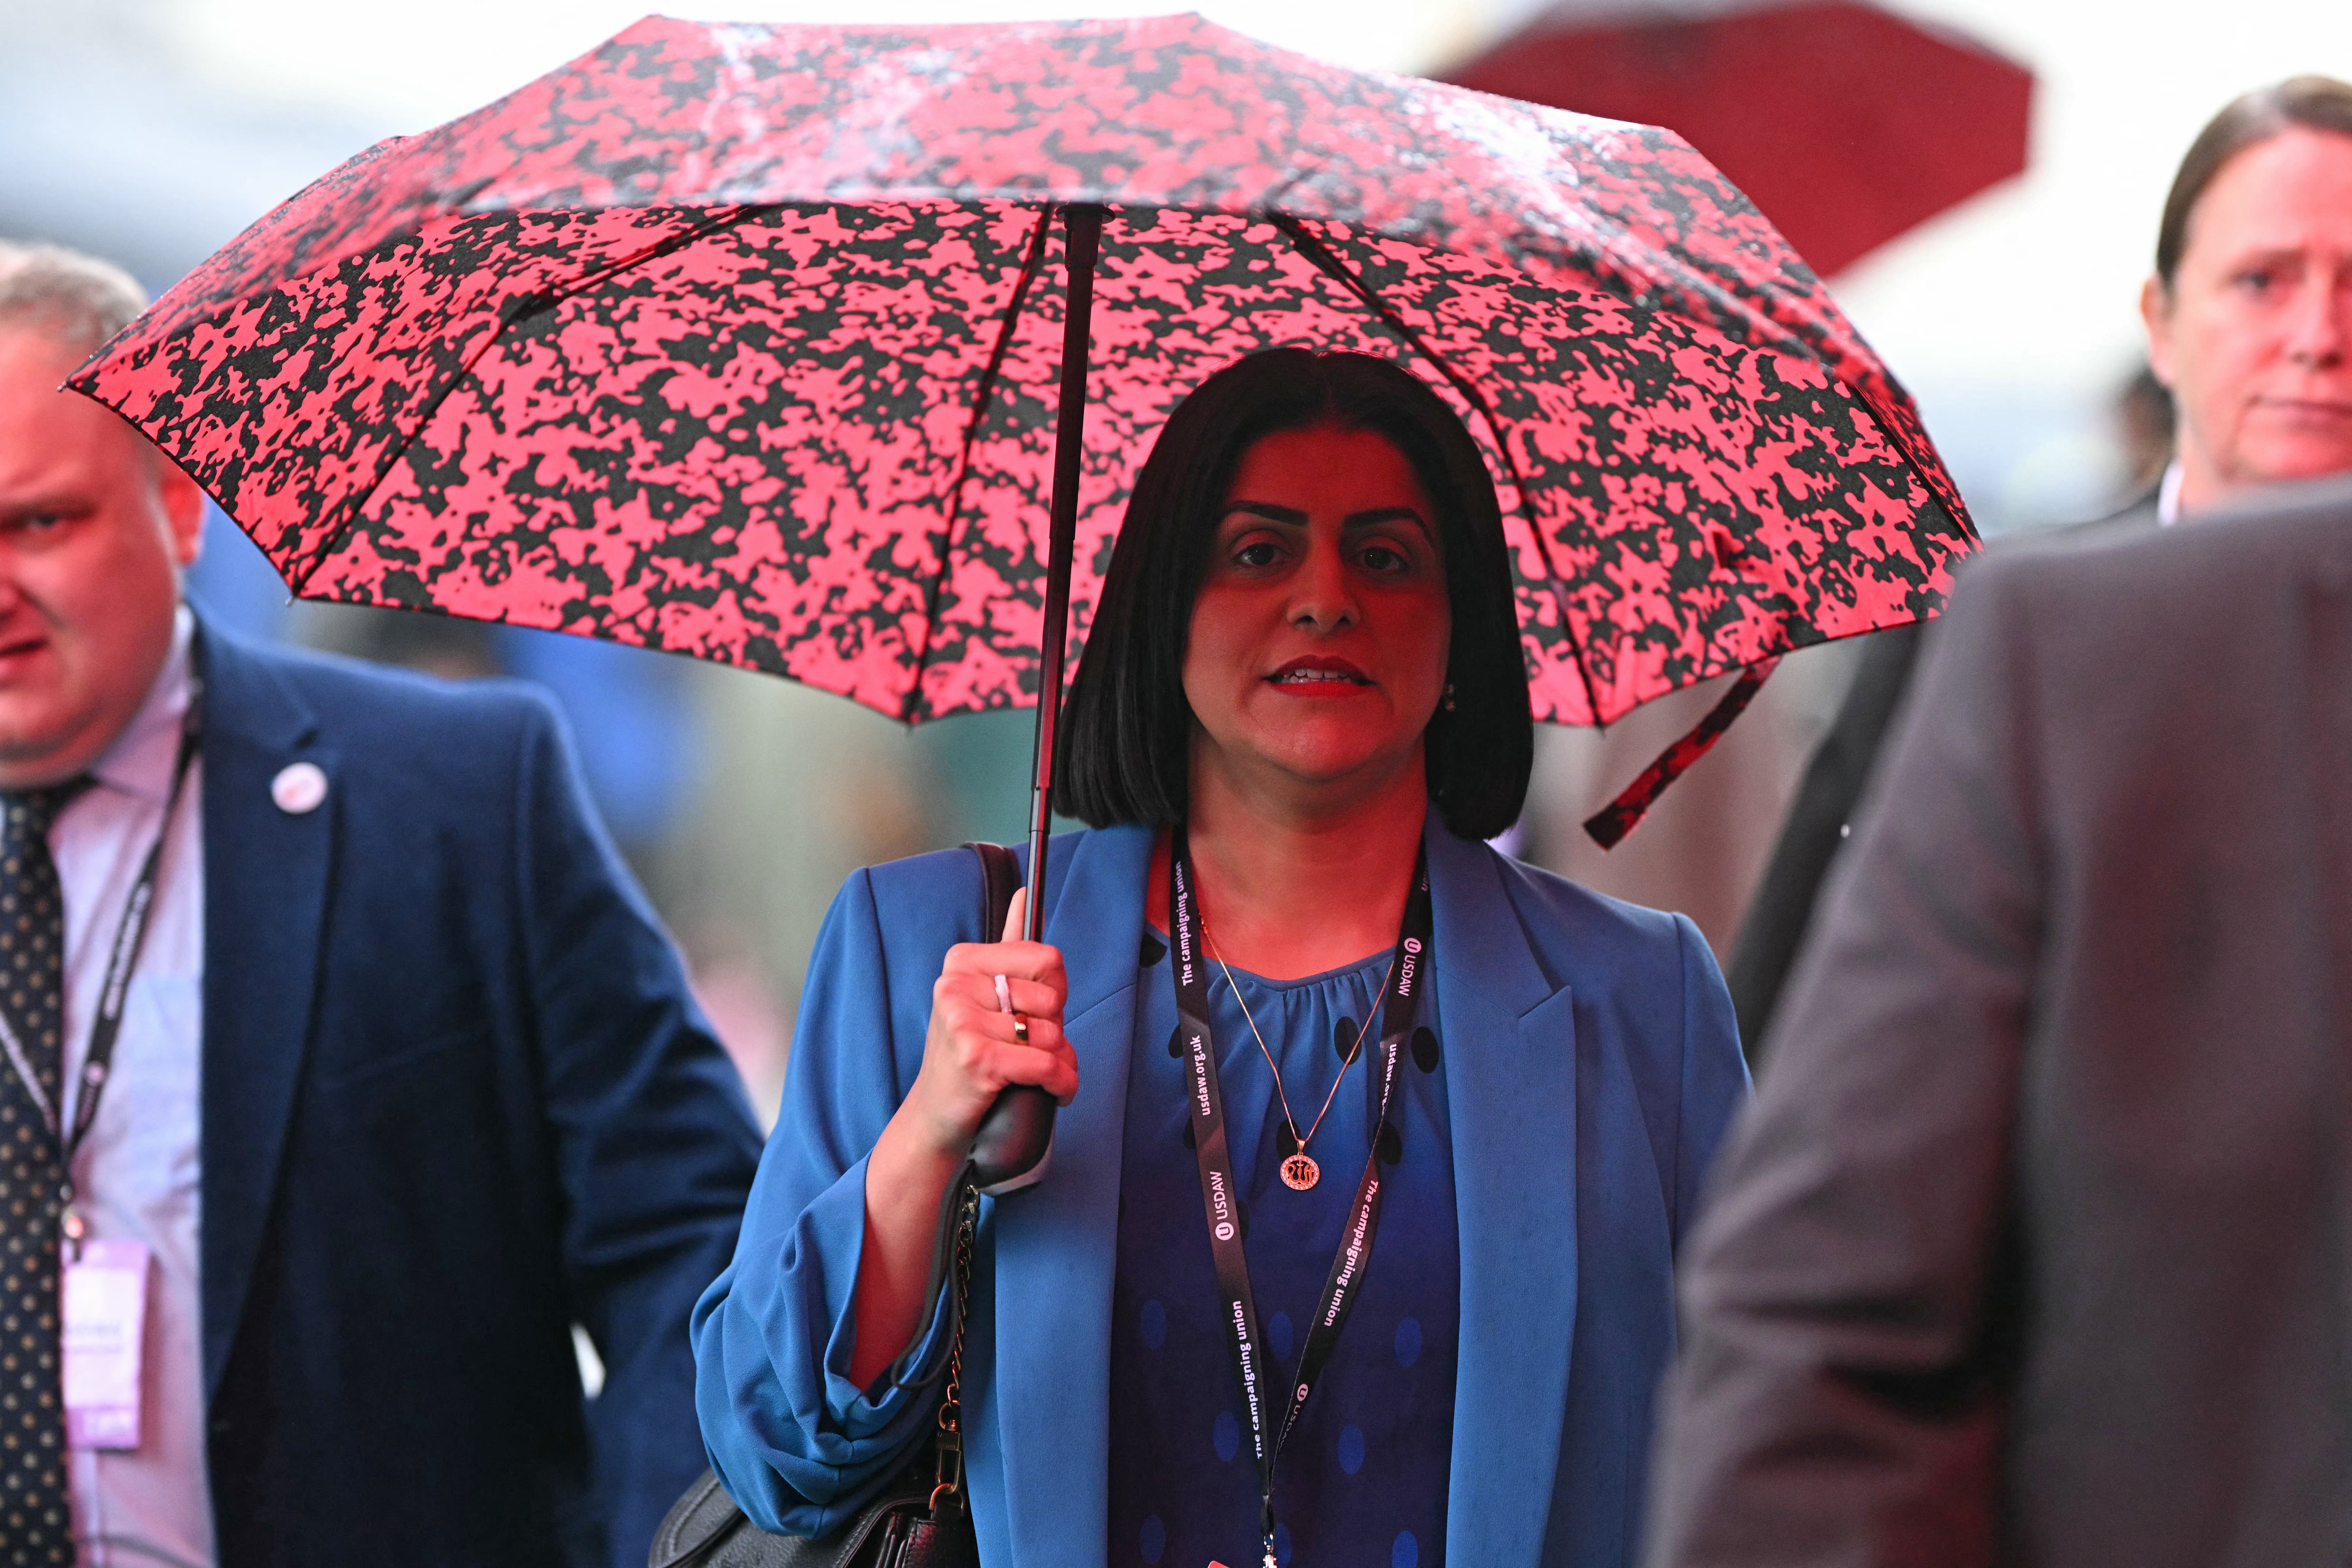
[289,203,769,602]
[902,202,1056,724]
[1859,378,1982,555]
[1270,215,1607,729]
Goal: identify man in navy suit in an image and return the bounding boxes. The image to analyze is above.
[0,242,762,1566]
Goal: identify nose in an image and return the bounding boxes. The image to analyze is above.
[2284,270,2350,370]
[1286,533,1357,635]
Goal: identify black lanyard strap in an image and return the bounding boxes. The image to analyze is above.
[0,702,202,1180]
[64,720,200,1168]
[1169,828,1433,1568]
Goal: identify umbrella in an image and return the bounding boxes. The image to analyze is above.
[70,12,1975,1173]
[1445,0,2034,278]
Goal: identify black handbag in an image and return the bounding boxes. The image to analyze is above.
[651,843,1023,1568]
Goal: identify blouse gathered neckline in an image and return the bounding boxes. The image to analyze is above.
[1142,925,1394,993]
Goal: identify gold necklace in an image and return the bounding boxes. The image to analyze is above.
[1203,924,1396,1193]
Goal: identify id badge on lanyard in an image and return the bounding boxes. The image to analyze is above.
[64,1239,151,1449]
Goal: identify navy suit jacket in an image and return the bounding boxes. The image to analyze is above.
[697,820,1747,1568]
[194,625,762,1567]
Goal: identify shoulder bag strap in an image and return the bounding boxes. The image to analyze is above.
[912,845,1016,1514]
[968,840,1022,943]
[881,842,1016,1391]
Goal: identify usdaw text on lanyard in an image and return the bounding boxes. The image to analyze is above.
[0,699,200,1450]
[1169,828,1432,1568]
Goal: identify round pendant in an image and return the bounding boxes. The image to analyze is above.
[1279,1153,1321,1191]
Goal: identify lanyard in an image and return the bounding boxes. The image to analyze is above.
[1168,828,1433,1568]
[0,702,200,1236]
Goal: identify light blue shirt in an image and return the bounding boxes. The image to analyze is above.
[52,609,212,1568]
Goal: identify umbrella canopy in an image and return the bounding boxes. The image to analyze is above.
[72,11,1971,743]
[1444,0,2034,278]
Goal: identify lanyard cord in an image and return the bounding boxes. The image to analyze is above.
[0,680,201,1197]
[1169,829,1433,1568]
[63,721,199,1169]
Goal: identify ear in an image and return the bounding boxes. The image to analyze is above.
[2139,274,2179,389]
[156,454,206,569]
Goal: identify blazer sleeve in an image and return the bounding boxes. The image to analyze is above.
[1644,560,2042,1568]
[509,697,767,1567]
[690,864,965,1536]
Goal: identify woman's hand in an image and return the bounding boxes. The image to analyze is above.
[852,888,1077,1388]
[897,887,1079,1159]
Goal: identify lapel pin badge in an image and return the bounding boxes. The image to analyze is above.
[271,762,328,815]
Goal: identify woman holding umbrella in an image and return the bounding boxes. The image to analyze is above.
[691,346,1750,1568]
[693,348,1746,1568]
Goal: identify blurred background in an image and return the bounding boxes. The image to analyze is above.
[6,0,2348,1121]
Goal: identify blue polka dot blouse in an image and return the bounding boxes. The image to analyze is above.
[1109,931,1458,1568]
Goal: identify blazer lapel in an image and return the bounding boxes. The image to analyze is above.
[196,627,337,1398]
[1427,824,1581,1565]
[969,823,1150,1568]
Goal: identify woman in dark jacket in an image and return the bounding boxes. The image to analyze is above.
[693,349,1747,1568]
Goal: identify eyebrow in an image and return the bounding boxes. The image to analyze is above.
[2221,244,2304,267]
[0,488,88,522]
[1220,501,1431,530]
[1221,500,1307,525]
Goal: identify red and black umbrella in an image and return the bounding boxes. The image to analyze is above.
[1445,0,2034,277]
[72,11,1972,859]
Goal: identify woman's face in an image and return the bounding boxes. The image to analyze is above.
[2143,127,2352,508]
[1182,421,1453,811]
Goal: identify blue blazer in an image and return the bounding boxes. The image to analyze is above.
[195,626,763,1568]
[695,819,1746,1567]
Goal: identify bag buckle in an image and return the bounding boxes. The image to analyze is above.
[929,1414,964,1513]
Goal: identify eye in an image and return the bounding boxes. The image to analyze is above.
[2235,267,2278,294]
[1358,541,1411,574]
[1232,538,1284,569]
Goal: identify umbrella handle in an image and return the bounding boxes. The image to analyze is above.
[981,202,1105,1198]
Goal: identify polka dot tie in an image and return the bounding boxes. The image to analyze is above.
[0,781,89,1566]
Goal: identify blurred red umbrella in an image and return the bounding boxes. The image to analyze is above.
[1445,0,2034,276]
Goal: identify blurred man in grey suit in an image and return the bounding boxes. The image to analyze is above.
[1726,75,2352,1061]
[1646,472,2352,1568]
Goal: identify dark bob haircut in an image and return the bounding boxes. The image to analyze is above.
[1052,348,1533,841]
[2157,75,2352,287]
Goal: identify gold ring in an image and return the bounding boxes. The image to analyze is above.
[1011,1014,1031,1045]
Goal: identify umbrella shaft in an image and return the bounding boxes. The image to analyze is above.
[1024,203,1104,940]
